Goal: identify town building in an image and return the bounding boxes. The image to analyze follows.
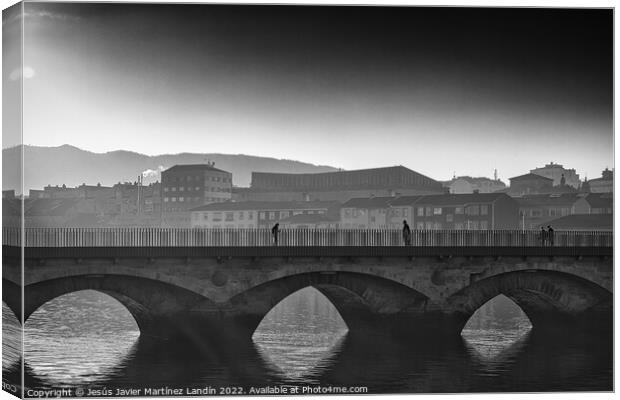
[106,182,162,227]
[544,214,613,231]
[342,193,519,230]
[385,195,425,228]
[243,166,445,202]
[23,198,101,227]
[29,183,112,200]
[588,168,613,193]
[189,201,339,229]
[408,193,519,230]
[442,176,506,194]
[2,197,21,227]
[530,162,581,188]
[514,193,583,230]
[340,197,395,228]
[507,173,554,196]
[162,164,232,227]
[24,181,164,227]
[572,193,613,215]
[279,213,340,229]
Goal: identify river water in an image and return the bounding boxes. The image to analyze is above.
[2,288,612,395]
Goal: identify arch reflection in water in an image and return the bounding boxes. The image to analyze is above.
[24,290,140,386]
[2,302,21,371]
[252,287,348,383]
[461,294,532,362]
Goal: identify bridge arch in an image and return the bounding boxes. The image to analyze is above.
[224,271,431,334]
[22,274,212,333]
[448,270,612,334]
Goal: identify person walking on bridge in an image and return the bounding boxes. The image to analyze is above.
[547,225,554,246]
[540,227,547,246]
[271,222,280,246]
[402,220,411,246]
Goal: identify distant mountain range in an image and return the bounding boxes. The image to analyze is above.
[2,145,339,193]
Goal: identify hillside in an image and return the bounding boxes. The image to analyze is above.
[2,145,338,193]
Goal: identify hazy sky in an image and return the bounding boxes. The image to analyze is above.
[3,3,613,181]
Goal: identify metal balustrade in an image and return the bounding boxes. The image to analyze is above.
[1,227,613,248]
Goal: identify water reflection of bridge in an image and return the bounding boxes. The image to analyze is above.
[3,228,613,344]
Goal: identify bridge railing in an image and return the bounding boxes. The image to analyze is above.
[2,227,613,247]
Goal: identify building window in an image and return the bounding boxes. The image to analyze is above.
[172,187,177,192]
[433,207,442,215]
[248,211,254,219]
[269,212,276,219]
[239,212,244,220]
[425,207,432,216]
[481,205,488,215]
[417,207,424,217]
[164,197,169,202]
[203,213,208,220]
[467,205,480,215]
[345,209,352,217]
[187,187,193,192]
[171,197,177,202]
[353,209,359,217]
[259,212,266,220]
[404,208,409,217]
[455,206,464,214]
[281,211,290,219]
[446,214,453,222]
[164,187,169,192]
[179,197,184,202]
[225,212,233,221]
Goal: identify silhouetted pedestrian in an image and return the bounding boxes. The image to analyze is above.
[547,225,554,246]
[402,220,411,246]
[540,227,547,246]
[271,222,280,246]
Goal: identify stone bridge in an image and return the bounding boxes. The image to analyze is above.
[3,242,612,344]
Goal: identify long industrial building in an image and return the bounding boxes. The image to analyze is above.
[237,166,446,202]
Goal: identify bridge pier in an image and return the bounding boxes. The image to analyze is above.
[526,306,613,337]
